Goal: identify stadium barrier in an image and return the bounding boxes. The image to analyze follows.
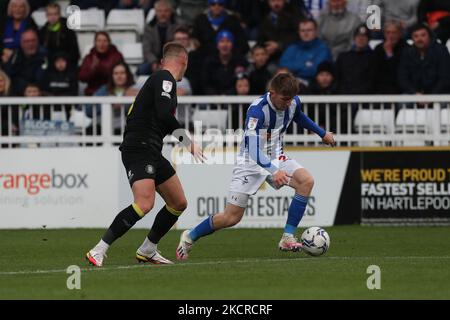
[1,95,450,147]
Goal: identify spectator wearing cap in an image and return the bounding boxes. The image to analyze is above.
[141,0,180,75]
[398,23,450,95]
[78,31,124,96]
[1,28,48,96]
[40,3,80,67]
[201,30,248,95]
[246,44,278,95]
[258,0,304,62]
[372,21,407,94]
[2,0,37,51]
[192,0,249,60]
[279,18,332,84]
[317,0,361,60]
[418,0,450,45]
[335,25,375,94]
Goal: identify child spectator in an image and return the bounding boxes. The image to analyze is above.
[40,3,80,66]
[43,52,78,97]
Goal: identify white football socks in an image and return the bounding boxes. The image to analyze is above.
[138,237,157,255]
[94,239,110,255]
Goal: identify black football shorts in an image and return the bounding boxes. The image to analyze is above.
[121,148,176,187]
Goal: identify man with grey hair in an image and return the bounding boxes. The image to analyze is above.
[142,0,180,74]
[317,0,362,60]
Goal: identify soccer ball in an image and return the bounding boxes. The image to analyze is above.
[301,227,330,256]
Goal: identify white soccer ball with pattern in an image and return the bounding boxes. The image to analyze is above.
[301,227,330,256]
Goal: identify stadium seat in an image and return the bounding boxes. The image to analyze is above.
[31,10,47,28]
[134,76,150,90]
[395,108,434,132]
[369,39,382,50]
[77,32,95,59]
[146,8,155,24]
[354,109,395,133]
[395,108,435,146]
[447,39,450,54]
[109,31,138,47]
[56,0,70,17]
[82,45,93,59]
[441,109,450,131]
[51,111,67,122]
[79,8,105,31]
[119,43,144,65]
[106,9,145,35]
[192,110,229,132]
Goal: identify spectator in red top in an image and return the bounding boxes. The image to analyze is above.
[78,32,124,96]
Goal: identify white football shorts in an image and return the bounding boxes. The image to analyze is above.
[227,158,303,208]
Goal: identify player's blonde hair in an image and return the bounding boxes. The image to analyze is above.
[163,42,188,60]
[269,73,299,97]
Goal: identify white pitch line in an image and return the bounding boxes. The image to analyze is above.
[1,256,449,277]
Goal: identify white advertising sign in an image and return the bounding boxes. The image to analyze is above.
[0,148,121,228]
[176,150,350,229]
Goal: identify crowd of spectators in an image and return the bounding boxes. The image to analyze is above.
[1,0,450,133]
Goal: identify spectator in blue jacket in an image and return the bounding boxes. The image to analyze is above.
[279,18,332,84]
[2,0,37,50]
[398,23,450,95]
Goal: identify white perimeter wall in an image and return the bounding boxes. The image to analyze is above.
[0,147,350,229]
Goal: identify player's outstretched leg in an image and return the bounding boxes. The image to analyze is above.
[176,204,245,260]
[279,168,314,252]
[86,180,154,267]
[136,174,187,264]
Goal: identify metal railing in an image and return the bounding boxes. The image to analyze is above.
[1,95,450,148]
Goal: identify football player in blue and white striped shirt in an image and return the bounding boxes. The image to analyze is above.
[176,73,336,260]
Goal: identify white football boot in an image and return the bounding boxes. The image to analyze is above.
[136,249,174,265]
[86,250,107,267]
[278,233,303,252]
[176,230,193,260]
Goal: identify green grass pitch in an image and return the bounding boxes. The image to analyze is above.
[0,226,449,300]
